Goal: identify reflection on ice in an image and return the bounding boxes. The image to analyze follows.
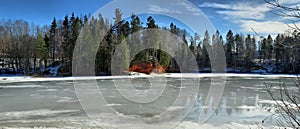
[0,74,298,128]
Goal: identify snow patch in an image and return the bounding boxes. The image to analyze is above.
[1,73,298,83]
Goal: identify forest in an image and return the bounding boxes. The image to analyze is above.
[0,9,299,76]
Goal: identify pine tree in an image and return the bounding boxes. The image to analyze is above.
[250,37,257,61]
[111,9,131,73]
[80,20,96,74]
[234,34,245,69]
[235,34,244,59]
[245,34,254,70]
[202,30,210,68]
[189,36,195,54]
[49,18,57,63]
[62,15,70,62]
[143,16,159,61]
[130,14,142,60]
[266,35,274,60]
[274,34,284,64]
[170,23,179,36]
[36,34,48,73]
[146,16,157,28]
[114,8,123,42]
[196,41,202,69]
[70,15,81,55]
[261,38,267,62]
[225,30,234,67]
[211,31,222,66]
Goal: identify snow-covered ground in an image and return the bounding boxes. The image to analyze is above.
[0,73,298,83]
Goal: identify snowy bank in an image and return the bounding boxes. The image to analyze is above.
[0,73,298,83]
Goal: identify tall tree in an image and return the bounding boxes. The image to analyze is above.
[202,30,210,68]
[49,18,57,63]
[260,38,267,62]
[36,33,48,73]
[62,15,70,63]
[245,34,255,70]
[235,34,244,68]
[70,16,81,59]
[274,34,284,64]
[129,14,142,59]
[225,30,234,66]
[266,34,274,60]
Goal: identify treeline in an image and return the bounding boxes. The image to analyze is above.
[224,30,300,73]
[0,13,82,75]
[0,9,299,76]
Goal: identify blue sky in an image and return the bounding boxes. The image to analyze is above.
[0,0,110,26]
[197,0,300,37]
[1,0,299,37]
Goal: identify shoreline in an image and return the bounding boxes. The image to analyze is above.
[0,73,298,83]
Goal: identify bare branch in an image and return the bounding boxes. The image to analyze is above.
[265,0,300,12]
[265,0,300,32]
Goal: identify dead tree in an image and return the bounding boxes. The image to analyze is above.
[264,0,300,128]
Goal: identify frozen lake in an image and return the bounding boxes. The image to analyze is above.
[0,74,297,128]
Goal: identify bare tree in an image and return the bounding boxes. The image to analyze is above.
[265,0,300,31]
[265,79,300,128]
[264,0,300,128]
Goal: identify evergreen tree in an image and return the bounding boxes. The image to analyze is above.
[266,35,274,60]
[146,16,158,28]
[250,37,257,61]
[260,38,267,62]
[235,34,244,59]
[114,8,123,41]
[202,30,210,68]
[225,30,234,66]
[170,23,179,36]
[235,34,244,68]
[130,14,142,60]
[196,40,202,69]
[80,20,96,74]
[36,34,48,72]
[211,31,222,66]
[70,16,81,53]
[49,17,57,63]
[143,16,159,61]
[62,15,70,62]
[274,34,284,64]
[245,34,254,70]
[112,9,131,72]
[189,36,195,54]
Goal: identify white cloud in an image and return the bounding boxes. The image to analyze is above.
[148,5,171,13]
[202,2,271,20]
[279,0,300,5]
[198,1,295,35]
[217,10,266,20]
[148,2,203,16]
[199,2,231,9]
[177,1,202,16]
[199,1,300,35]
[238,20,300,35]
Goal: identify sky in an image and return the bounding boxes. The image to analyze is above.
[1,0,300,38]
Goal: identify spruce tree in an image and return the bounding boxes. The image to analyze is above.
[36,34,48,73]
[130,14,142,61]
[62,15,70,63]
[261,38,267,62]
[274,34,284,64]
[235,34,244,68]
[202,30,210,68]
[225,30,234,67]
[266,35,274,60]
[49,18,57,63]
